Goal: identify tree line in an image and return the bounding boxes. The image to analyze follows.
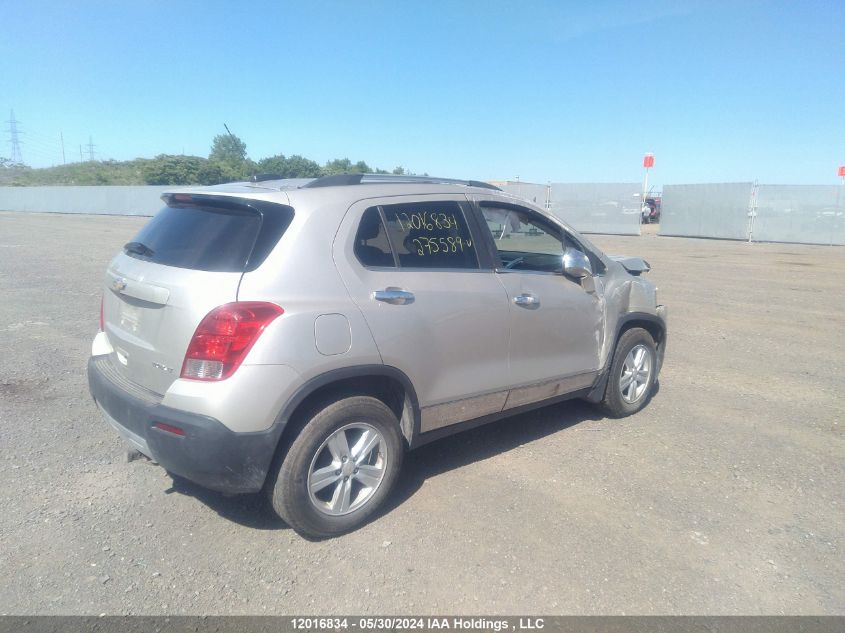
[0,133,416,186]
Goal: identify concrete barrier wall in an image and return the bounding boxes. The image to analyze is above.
[0,186,186,216]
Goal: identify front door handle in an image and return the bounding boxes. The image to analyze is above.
[513,294,540,308]
[373,288,415,305]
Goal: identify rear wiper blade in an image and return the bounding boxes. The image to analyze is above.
[124,241,155,257]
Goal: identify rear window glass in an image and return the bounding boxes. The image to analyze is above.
[381,201,479,269]
[125,202,292,272]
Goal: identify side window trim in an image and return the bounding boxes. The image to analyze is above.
[376,205,401,268]
[465,199,503,270]
[458,200,496,271]
[354,205,398,269]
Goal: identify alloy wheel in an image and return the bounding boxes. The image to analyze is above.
[619,344,652,404]
[307,423,387,516]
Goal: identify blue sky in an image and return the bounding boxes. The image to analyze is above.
[1,0,843,186]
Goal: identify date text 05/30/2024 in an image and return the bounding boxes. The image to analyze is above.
[290,617,545,631]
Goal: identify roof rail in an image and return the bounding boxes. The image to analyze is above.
[250,173,284,182]
[301,173,502,191]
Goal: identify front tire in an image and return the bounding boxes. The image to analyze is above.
[268,396,403,539]
[600,327,657,418]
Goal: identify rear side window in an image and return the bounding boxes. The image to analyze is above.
[125,201,293,272]
[355,207,396,267]
[381,201,479,269]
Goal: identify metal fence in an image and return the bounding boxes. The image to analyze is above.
[659,183,845,245]
[500,182,642,235]
[0,185,181,216]
[752,185,845,245]
[4,183,842,246]
[659,183,753,240]
[2,183,641,235]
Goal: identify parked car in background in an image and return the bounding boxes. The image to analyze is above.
[88,174,667,538]
[641,197,661,223]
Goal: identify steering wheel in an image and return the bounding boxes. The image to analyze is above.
[504,256,525,270]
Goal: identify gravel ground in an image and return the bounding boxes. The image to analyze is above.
[0,211,842,615]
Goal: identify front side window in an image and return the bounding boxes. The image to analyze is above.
[481,205,568,273]
[381,201,479,270]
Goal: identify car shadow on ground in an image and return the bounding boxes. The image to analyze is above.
[165,475,289,530]
[166,396,610,533]
[379,398,606,520]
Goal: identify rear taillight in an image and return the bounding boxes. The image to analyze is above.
[99,296,104,332]
[180,302,283,381]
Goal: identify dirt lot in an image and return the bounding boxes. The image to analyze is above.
[0,211,842,615]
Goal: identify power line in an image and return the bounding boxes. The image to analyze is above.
[24,128,63,143]
[6,110,22,163]
[85,135,96,161]
[18,128,68,166]
[15,133,62,166]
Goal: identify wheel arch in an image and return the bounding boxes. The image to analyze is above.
[273,365,420,457]
[586,311,666,403]
[616,312,665,349]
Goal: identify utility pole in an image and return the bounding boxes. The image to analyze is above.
[60,132,66,164]
[79,145,83,161]
[7,110,22,163]
[837,166,845,243]
[86,135,96,161]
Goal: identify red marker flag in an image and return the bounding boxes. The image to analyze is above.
[643,154,655,169]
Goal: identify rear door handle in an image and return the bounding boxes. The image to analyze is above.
[513,294,539,308]
[373,288,415,305]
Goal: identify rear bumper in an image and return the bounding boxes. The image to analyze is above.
[87,355,283,494]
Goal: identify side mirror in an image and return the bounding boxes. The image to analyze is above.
[563,248,593,278]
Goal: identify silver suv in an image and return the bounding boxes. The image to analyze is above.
[88,174,667,538]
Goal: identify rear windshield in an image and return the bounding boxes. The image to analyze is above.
[125,201,293,272]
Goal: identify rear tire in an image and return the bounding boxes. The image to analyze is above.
[268,396,403,539]
[600,327,657,418]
